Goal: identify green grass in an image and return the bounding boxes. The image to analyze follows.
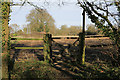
[9,59,120,79]
[10,60,66,79]
[15,47,43,49]
[2,54,9,78]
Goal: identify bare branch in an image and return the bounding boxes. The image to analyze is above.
[27,1,45,13]
[86,1,116,31]
[93,4,119,24]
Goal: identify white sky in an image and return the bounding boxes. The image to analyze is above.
[9,0,93,30]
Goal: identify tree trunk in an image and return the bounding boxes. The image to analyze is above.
[0,1,10,79]
[2,2,10,54]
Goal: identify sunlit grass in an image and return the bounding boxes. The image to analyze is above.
[10,60,63,79]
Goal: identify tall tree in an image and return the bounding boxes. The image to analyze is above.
[77,0,120,66]
[69,26,82,35]
[22,24,28,34]
[26,9,56,34]
[23,27,27,34]
[9,26,14,34]
[60,25,68,35]
[86,24,97,35]
[10,24,19,33]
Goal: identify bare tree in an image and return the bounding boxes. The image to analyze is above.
[77,0,120,66]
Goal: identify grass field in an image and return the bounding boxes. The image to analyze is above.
[9,36,120,79]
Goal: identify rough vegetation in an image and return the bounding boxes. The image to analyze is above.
[9,36,120,79]
[78,0,120,66]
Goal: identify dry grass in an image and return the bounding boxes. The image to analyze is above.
[11,40,43,47]
[9,36,120,79]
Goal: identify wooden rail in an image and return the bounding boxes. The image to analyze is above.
[11,35,106,40]
[11,38,43,40]
[52,35,106,39]
[14,47,43,49]
[11,38,43,50]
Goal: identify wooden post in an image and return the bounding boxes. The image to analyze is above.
[77,10,85,65]
[78,33,85,64]
[43,34,52,62]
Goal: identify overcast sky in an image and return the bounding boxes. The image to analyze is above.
[9,0,93,30]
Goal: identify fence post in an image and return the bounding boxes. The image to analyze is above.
[43,34,52,62]
[77,10,86,65]
[77,33,85,65]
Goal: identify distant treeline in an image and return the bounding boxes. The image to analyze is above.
[54,24,100,36]
[9,8,100,37]
[10,23,100,37]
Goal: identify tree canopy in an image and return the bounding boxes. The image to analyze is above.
[9,24,19,33]
[26,9,56,34]
[55,25,82,36]
[86,24,98,35]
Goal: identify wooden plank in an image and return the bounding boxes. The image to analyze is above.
[52,35,106,39]
[11,35,106,40]
[52,36,78,39]
[52,36,79,37]
[85,35,105,38]
[52,50,59,52]
[14,47,43,49]
[11,38,43,40]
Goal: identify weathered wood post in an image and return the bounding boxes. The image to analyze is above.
[43,34,52,62]
[77,10,85,65]
[78,33,85,64]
